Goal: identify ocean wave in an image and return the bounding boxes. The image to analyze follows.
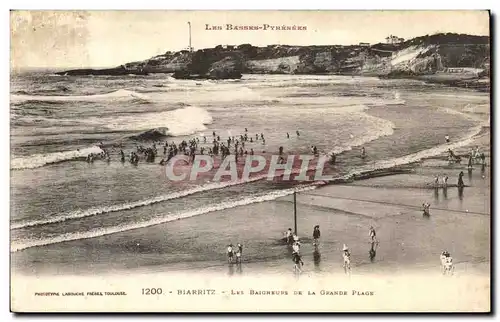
[11,106,213,169]
[11,146,103,170]
[10,89,149,103]
[10,184,320,252]
[108,106,213,136]
[10,173,271,230]
[349,124,484,177]
[328,112,396,155]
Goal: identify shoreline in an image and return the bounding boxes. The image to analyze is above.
[48,69,490,92]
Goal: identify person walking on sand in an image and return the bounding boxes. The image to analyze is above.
[313,225,321,246]
[292,252,304,274]
[342,244,351,274]
[440,250,454,276]
[227,244,235,264]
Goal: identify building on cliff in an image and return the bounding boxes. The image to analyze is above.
[385,35,405,45]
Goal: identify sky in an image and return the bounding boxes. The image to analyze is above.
[10,10,490,69]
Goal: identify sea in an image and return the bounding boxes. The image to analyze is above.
[10,70,490,258]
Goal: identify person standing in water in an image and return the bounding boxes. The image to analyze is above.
[422,202,431,216]
[330,153,336,164]
[480,152,486,166]
[434,175,440,187]
[442,175,449,188]
[445,135,450,143]
[292,252,304,274]
[285,228,293,245]
[236,243,243,264]
[296,130,300,137]
[458,171,465,188]
[369,226,378,244]
[287,132,290,139]
[361,147,366,158]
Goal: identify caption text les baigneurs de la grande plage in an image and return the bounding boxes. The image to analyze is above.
[33,288,374,297]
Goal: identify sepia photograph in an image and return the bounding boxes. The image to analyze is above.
[9,10,491,312]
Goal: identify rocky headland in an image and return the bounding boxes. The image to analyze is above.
[56,33,490,90]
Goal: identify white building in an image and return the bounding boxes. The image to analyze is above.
[385,35,405,45]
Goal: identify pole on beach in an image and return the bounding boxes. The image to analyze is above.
[293,191,298,235]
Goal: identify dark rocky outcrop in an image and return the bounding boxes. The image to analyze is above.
[56,65,149,76]
[129,127,170,141]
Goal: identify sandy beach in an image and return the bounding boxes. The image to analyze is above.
[12,129,490,278]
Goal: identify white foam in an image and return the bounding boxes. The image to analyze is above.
[11,146,104,170]
[11,174,269,230]
[105,106,213,136]
[349,124,484,176]
[10,89,149,103]
[328,112,395,155]
[10,184,319,252]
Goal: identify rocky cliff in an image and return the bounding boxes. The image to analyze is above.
[58,33,490,84]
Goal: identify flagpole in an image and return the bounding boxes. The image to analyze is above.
[293,191,298,235]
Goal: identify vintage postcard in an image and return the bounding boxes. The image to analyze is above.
[10,10,491,312]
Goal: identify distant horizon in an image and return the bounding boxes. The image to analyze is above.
[11,11,490,69]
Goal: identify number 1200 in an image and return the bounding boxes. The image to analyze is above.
[142,288,163,295]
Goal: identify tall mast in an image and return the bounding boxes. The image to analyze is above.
[188,22,192,52]
[293,191,298,235]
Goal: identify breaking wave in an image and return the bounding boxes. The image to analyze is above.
[328,111,395,155]
[11,146,104,170]
[10,184,320,252]
[109,106,213,136]
[11,174,269,230]
[10,89,149,103]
